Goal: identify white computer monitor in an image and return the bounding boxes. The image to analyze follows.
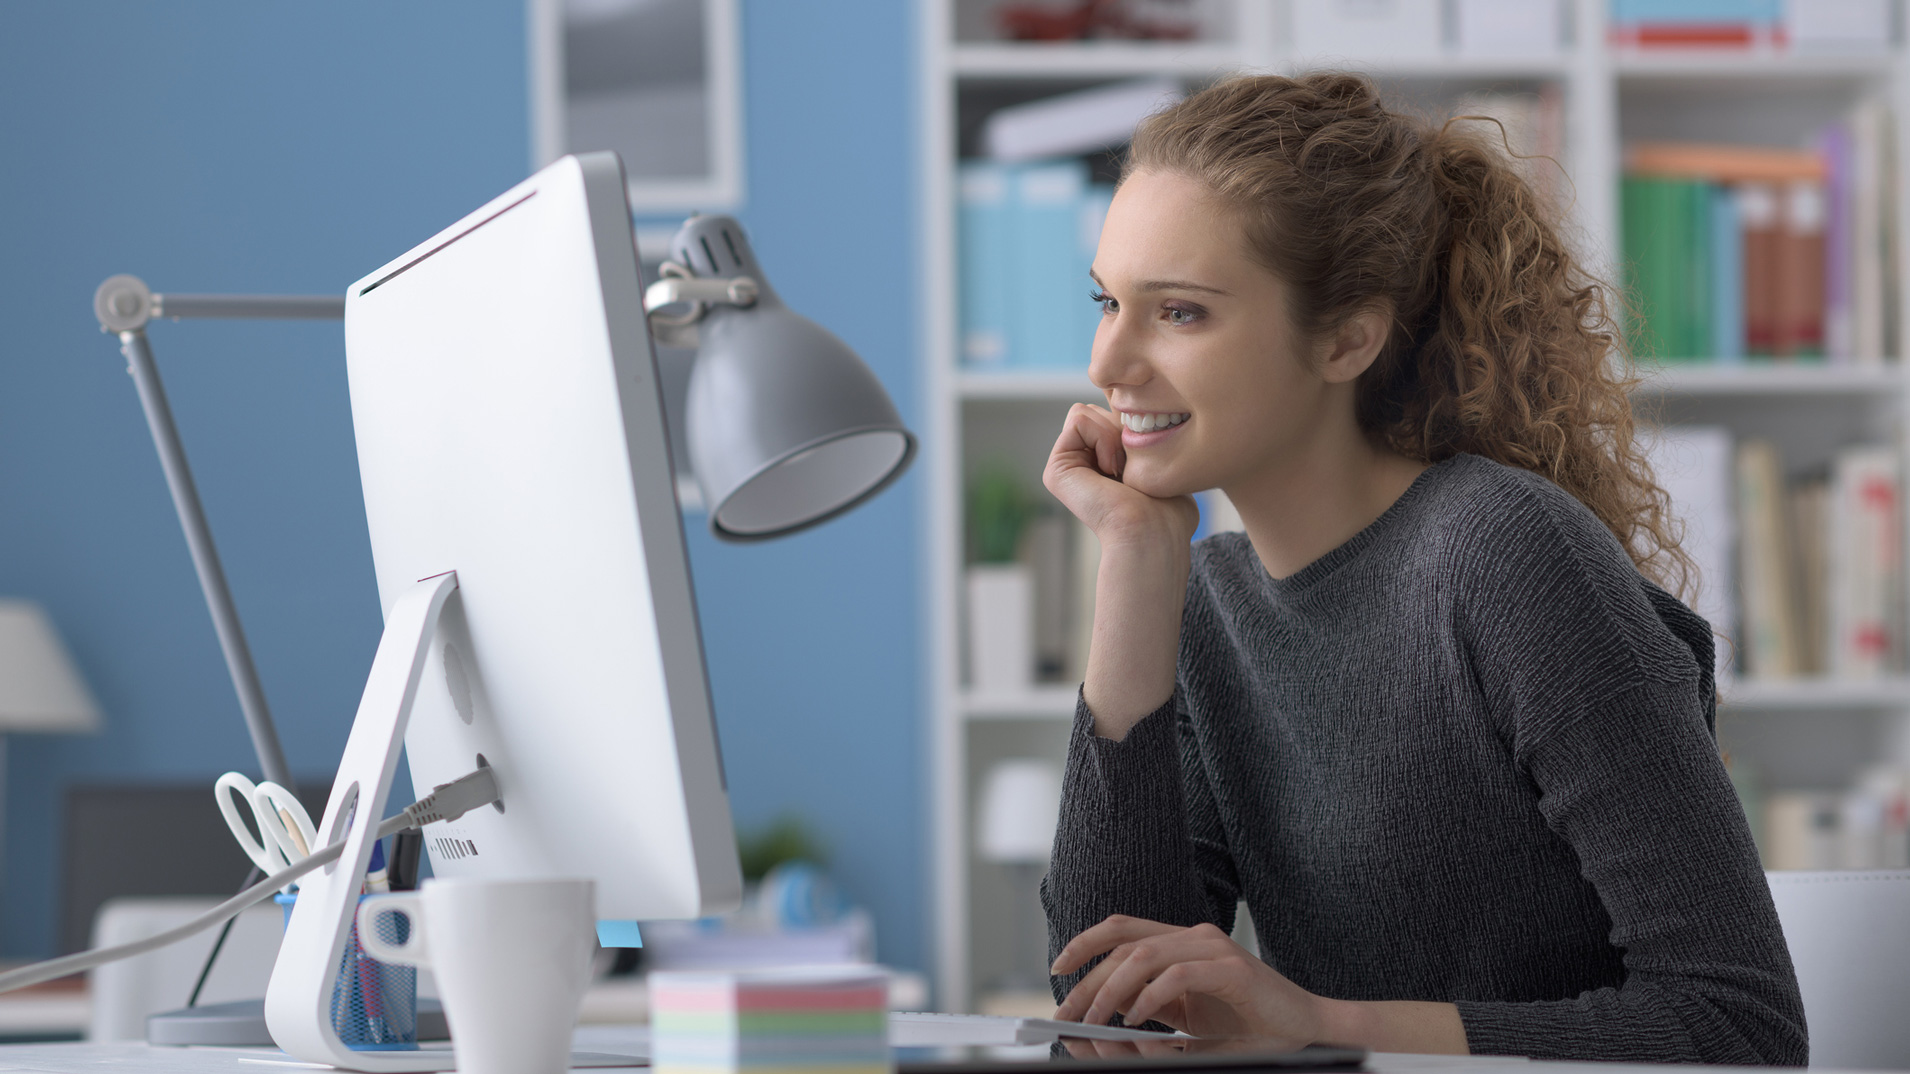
[265,152,742,1071]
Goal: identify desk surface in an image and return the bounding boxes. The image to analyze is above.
[0,1032,1874,1074]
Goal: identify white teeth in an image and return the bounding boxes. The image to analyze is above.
[1122,412,1188,433]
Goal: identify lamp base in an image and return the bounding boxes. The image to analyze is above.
[146,998,449,1047]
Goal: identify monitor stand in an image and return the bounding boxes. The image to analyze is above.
[148,998,448,1047]
[260,573,636,1072]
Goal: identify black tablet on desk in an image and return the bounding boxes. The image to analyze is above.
[899,1044,1368,1074]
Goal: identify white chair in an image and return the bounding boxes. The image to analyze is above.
[87,897,285,1041]
[1767,870,1910,1069]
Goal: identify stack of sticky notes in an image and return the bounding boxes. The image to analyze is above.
[649,967,892,1074]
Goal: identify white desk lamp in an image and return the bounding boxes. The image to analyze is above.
[0,599,102,736]
[0,598,102,937]
[976,759,1061,996]
[89,208,916,1047]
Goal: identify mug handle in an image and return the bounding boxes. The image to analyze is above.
[356,894,428,966]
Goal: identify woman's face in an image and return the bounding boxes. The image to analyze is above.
[1088,168,1345,499]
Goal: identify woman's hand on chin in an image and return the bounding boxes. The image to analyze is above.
[1043,404,1198,550]
[1050,915,1324,1049]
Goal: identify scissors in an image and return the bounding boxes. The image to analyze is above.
[216,771,319,884]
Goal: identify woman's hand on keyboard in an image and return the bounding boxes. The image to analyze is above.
[1050,914,1320,1049]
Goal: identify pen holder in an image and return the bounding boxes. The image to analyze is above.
[277,892,420,1050]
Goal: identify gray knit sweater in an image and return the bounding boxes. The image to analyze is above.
[1044,453,1807,1065]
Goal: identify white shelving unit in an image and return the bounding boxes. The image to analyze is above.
[918,0,1910,1013]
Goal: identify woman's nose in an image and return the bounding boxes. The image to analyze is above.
[1087,309,1148,393]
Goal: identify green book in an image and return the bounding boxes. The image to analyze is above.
[1622,176,1674,360]
[1681,179,1714,360]
[1623,177,1715,362]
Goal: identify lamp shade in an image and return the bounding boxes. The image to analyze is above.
[669,215,917,540]
[0,599,102,733]
[976,759,1062,864]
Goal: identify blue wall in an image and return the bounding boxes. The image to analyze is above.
[0,1,924,973]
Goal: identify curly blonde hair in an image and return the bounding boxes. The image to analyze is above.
[1126,72,1693,598]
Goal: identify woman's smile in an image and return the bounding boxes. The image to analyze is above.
[1119,409,1191,448]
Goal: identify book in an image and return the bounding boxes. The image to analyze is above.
[958,162,1014,366]
[957,159,1108,372]
[1624,142,1824,183]
[1076,183,1115,362]
[1013,162,1090,369]
[1620,116,1896,364]
[1610,0,1784,50]
[1737,440,1802,678]
[1764,791,1844,870]
[1849,99,1893,363]
[1739,182,1781,356]
[1622,176,1710,359]
[1822,123,1855,359]
[1828,446,1902,677]
[1789,475,1831,674]
[1776,179,1827,357]
[1709,185,1745,361]
[1645,426,1736,682]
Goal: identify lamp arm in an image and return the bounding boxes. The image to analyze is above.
[91,273,346,792]
[116,327,295,791]
[642,274,759,313]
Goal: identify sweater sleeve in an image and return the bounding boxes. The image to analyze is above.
[1452,493,1807,1064]
[1455,680,1807,1065]
[1042,687,1242,1005]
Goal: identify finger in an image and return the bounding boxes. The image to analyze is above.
[1081,934,1240,1027]
[1049,404,1121,477]
[1055,944,1133,1022]
[1051,915,1179,976]
[1084,406,1125,477]
[1123,957,1256,1031]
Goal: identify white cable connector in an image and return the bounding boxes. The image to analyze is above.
[0,766,504,996]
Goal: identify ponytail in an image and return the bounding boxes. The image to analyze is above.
[1125,73,1692,597]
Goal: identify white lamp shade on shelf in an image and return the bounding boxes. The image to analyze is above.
[977,759,1062,865]
[0,599,102,733]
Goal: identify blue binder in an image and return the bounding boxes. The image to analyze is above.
[958,162,1015,367]
[1012,161,1090,369]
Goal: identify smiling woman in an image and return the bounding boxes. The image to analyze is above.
[1037,73,1806,1066]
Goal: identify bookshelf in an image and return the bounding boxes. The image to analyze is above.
[918,0,1910,1012]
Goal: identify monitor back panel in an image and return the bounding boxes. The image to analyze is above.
[343,153,740,922]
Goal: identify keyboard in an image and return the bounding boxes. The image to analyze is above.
[889,1011,1182,1047]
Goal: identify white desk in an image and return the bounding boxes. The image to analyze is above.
[0,1033,1875,1074]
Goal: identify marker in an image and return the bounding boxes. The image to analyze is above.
[365,838,390,894]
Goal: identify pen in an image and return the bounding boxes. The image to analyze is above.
[365,838,390,894]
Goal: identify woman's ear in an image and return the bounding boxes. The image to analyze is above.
[1318,308,1390,384]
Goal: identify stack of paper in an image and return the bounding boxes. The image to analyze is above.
[650,967,891,1074]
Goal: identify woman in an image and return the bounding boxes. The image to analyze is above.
[1039,73,1805,1064]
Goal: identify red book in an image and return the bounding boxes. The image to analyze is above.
[1776,180,1827,358]
[1739,183,1780,356]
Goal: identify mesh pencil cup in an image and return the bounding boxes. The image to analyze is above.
[276,892,420,1050]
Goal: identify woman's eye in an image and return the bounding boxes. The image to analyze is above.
[1163,304,1202,326]
[1089,289,1117,314]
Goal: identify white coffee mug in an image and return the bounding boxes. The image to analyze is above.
[357,877,596,1074]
